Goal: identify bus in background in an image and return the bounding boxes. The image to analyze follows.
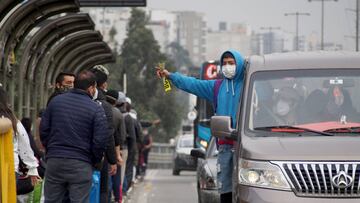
[193,60,221,149]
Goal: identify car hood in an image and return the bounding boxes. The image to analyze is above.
[241,135,360,161]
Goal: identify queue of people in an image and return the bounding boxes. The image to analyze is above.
[0,64,156,203]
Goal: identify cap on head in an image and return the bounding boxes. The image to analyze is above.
[117,91,126,104]
[90,65,109,86]
[125,97,132,105]
[106,89,119,101]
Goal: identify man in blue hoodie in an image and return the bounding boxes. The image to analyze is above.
[157,50,245,203]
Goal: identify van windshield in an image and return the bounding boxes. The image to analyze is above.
[247,69,360,135]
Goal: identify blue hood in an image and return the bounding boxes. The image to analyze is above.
[217,50,245,127]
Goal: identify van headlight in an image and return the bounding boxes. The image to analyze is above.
[238,159,291,191]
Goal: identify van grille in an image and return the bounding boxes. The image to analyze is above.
[272,162,360,197]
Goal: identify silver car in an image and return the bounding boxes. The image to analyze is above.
[172,134,197,175]
[191,137,220,203]
[211,52,360,202]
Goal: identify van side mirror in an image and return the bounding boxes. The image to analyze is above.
[210,116,237,141]
[191,148,206,159]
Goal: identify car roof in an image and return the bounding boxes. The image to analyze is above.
[247,51,360,74]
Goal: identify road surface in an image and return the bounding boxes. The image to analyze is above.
[125,169,198,203]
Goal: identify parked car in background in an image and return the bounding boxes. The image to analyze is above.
[191,137,220,203]
[172,134,197,175]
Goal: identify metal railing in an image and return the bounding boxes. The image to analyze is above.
[148,143,175,169]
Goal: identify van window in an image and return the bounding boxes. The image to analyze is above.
[247,69,360,135]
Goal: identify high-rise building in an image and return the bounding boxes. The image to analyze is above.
[146,9,179,53]
[251,30,286,55]
[205,23,251,61]
[146,20,170,53]
[175,11,207,66]
[261,32,284,54]
[82,7,131,52]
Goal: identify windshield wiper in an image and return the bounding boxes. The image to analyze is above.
[254,125,335,136]
[325,126,360,133]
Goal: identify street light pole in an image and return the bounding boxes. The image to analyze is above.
[308,0,338,50]
[284,12,310,51]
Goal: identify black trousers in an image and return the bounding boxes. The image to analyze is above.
[125,150,135,192]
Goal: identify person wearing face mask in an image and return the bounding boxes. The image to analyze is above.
[89,65,118,203]
[324,86,358,121]
[272,87,301,125]
[156,50,245,203]
[47,72,75,105]
[40,70,109,202]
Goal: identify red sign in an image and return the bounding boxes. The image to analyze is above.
[203,63,219,80]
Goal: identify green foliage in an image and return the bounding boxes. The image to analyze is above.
[108,8,183,143]
[166,42,193,68]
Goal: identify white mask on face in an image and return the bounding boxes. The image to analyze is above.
[275,99,290,116]
[221,64,236,79]
[92,88,98,100]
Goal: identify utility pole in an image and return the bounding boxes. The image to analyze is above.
[345,0,359,51]
[260,27,281,54]
[357,0,359,51]
[284,12,310,51]
[308,0,338,50]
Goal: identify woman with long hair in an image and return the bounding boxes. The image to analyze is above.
[0,87,40,188]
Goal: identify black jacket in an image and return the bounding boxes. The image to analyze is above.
[122,112,136,151]
[96,89,117,165]
[111,107,126,149]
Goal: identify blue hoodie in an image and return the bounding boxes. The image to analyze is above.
[169,50,245,127]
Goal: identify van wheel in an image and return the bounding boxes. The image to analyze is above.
[172,168,180,175]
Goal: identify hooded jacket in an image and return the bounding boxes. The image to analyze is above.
[169,49,245,129]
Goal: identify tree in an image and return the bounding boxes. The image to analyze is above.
[114,8,183,142]
[166,42,193,69]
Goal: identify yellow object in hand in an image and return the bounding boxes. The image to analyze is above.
[158,62,172,92]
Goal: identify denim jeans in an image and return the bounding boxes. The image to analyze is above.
[217,144,234,194]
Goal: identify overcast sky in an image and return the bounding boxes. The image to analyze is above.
[148,0,358,50]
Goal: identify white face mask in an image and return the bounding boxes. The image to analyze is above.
[275,100,290,116]
[221,64,236,79]
[92,88,98,100]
